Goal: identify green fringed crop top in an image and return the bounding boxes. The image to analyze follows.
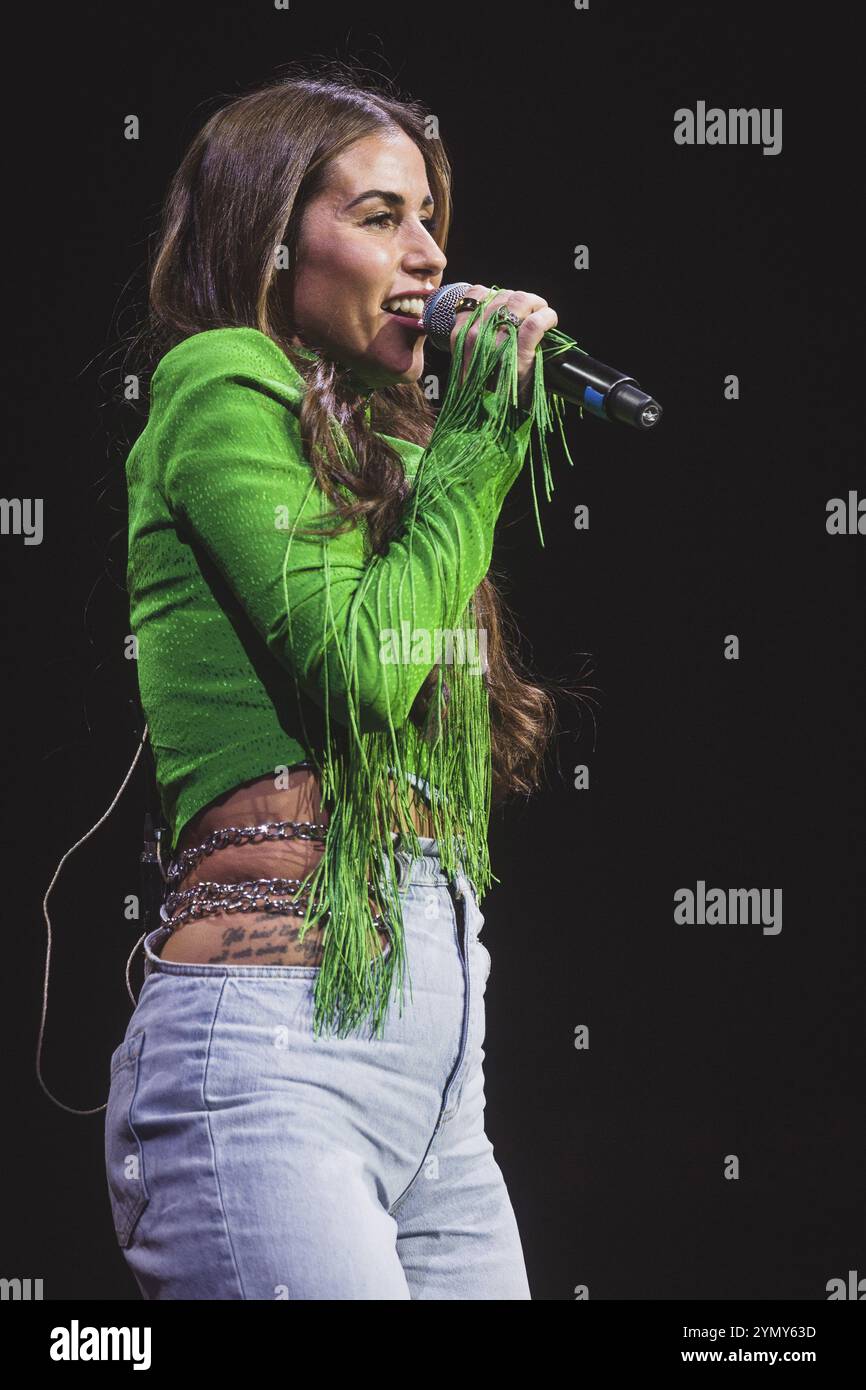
[126,326,533,853]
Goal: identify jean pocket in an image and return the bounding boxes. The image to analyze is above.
[104,1030,150,1247]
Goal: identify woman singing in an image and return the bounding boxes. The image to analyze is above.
[105,67,578,1300]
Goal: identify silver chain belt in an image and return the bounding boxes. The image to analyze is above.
[161,817,389,933]
[164,817,330,887]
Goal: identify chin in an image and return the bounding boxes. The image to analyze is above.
[363,355,424,390]
[393,345,426,379]
[338,324,426,389]
[393,362,423,384]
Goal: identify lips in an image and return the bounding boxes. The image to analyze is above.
[382,306,427,331]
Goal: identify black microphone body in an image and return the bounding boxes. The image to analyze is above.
[421,281,662,431]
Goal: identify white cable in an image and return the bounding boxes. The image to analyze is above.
[36,721,154,1115]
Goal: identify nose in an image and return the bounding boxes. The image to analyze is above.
[402,222,447,279]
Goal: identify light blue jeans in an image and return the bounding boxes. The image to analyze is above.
[104,837,531,1299]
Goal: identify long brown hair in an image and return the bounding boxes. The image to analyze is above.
[127,62,596,804]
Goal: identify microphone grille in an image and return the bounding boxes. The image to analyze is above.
[421,281,473,351]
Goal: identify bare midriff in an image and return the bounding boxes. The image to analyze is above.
[158,767,438,967]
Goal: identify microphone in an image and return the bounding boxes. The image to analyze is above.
[421,281,663,431]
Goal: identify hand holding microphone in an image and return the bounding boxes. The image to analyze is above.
[420,281,663,430]
[432,283,560,410]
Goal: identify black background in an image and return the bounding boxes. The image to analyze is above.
[4,0,863,1305]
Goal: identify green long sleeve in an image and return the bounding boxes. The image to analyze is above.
[154,327,533,735]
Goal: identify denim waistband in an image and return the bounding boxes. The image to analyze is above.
[385,834,469,890]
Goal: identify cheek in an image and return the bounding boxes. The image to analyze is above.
[331,256,393,334]
[294,239,392,335]
[337,240,392,293]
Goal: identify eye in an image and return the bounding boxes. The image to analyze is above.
[363,212,438,232]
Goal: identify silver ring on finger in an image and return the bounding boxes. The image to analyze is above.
[495,307,522,329]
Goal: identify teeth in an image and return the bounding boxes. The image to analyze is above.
[383,297,426,317]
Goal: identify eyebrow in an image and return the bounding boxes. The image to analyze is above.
[345,189,435,210]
